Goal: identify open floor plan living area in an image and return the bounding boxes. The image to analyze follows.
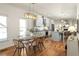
[0,3,79,56]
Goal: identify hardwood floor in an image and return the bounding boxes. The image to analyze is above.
[0,38,66,56]
[38,39,65,56]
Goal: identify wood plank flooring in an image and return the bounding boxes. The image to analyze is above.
[0,38,66,56]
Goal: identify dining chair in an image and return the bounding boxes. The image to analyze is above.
[13,39,27,56]
[31,37,40,55]
[25,39,34,56]
[38,37,46,50]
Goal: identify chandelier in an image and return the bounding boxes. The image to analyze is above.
[24,13,37,20]
[24,3,37,20]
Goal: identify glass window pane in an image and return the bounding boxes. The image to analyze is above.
[20,19,26,28]
[20,28,26,35]
[19,18,27,38]
[20,28,26,32]
[0,16,7,41]
[0,33,7,39]
[0,28,7,33]
[0,16,7,27]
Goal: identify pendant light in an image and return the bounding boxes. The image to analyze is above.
[24,3,37,20]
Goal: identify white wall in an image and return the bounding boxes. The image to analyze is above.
[0,4,34,50]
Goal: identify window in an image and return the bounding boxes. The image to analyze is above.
[19,19,27,38]
[0,16,7,41]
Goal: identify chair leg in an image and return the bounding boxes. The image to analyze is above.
[25,47,27,55]
[23,48,25,56]
[38,43,41,51]
[40,43,43,51]
[33,46,37,56]
[28,46,31,56]
[39,42,45,51]
[18,49,20,56]
[18,48,22,56]
[13,48,17,56]
[19,48,22,56]
[20,48,25,56]
[42,43,45,49]
[38,44,41,51]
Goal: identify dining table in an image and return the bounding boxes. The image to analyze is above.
[13,35,47,56]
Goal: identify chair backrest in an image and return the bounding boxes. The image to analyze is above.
[31,37,39,46]
[13,39,18,46]
[13,39,24,48]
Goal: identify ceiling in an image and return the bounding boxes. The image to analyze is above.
[9,3,77,20]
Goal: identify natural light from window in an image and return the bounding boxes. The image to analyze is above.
[0,16,7,41]
[19,18,27,38]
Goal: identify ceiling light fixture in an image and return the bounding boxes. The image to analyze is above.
[24,3,37,20]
